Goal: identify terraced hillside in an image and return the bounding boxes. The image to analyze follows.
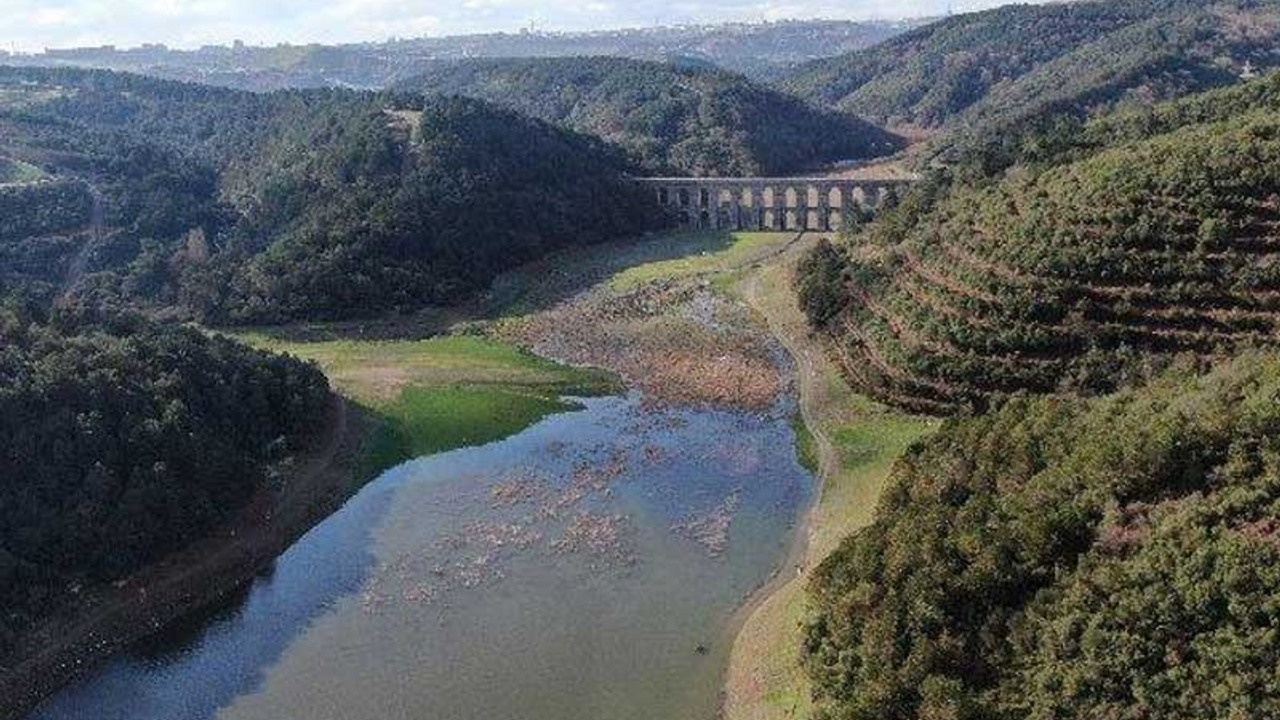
[800,75,1280,414]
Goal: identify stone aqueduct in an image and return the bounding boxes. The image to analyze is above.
[636,176,913,232]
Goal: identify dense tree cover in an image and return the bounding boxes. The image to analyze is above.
[0,180,92,244]
[795,238,851,329]
[799,74,1280,414]
[781,0,1279,154]
[0,306,331,654]
[0,66,658,323]
[804,351,1280,719]
[397,56,903,176]
[209,96,657,322]
[957,68,1280,179]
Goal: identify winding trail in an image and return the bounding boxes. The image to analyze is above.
[724,233,932,720]
[738,237,840,483]
[721,233,834,720]
[59,188,104,299]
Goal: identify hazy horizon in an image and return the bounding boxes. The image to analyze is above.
[2,0,1041,54]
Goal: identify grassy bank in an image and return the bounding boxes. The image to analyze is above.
[726,237,933,720]
[0,158,47,184]
[237,333,621,473]
[608,231,799,290]
[791,414,820,475]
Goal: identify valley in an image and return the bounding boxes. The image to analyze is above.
[15,228,848,720]
[8,2,1280,718]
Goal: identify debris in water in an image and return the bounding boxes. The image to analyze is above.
[552,511,633,561]
[671,491,742,557]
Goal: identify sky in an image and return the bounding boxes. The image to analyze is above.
[0,0,1030,53]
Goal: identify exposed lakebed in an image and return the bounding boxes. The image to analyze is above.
[32,392,813,720]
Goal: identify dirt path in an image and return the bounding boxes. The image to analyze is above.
[720,235,830,720]
[0,397,375,720]
[738,245,840,482]
[722,235,931,720]
[58,188,103,299]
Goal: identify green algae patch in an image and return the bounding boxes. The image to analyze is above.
[235,333,621,474]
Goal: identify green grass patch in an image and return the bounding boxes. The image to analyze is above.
[234,333,621,474]
[829,416,929,467]
[792,413,820,475]
[0,158,48,184]
[359,386,580,474]
[238,334,619,400]
[809,394,933,561]
[609,231,795,289]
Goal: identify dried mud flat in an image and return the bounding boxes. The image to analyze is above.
[496,268,794,415]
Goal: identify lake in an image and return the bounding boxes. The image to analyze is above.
[31,393,813,720]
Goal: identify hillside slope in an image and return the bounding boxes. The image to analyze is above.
[398,56,904,176]
[0,311,331,658]
[782,0,1278,149]
[804,350,1280,719]
[0,66,655,323]
[797,74,1280,414]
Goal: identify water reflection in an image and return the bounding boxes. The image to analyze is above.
[32,394,812,720]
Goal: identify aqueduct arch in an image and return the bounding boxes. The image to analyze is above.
[636,176,911,232]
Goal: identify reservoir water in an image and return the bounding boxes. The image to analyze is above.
[31,393,813,720]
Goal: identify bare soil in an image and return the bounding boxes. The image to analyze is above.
[494,233,808,413]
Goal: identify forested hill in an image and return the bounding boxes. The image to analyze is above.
[0,66,656,323]
[796,73,1280,415]
[785,7,1280,720]
[0,308,331,657]
[396,57,904,176]
[780,0,1278,150]
[804,350,1280,719]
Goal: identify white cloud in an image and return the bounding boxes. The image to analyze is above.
[0,0,1028,52]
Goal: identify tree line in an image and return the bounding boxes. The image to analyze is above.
[0,303,331,656]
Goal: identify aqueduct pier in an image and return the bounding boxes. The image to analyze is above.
[636,176,914,232]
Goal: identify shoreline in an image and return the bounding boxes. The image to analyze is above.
[3,229,826,720]
[716,236,834,719]
[0,396,378,720]
[719,235,930,720]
